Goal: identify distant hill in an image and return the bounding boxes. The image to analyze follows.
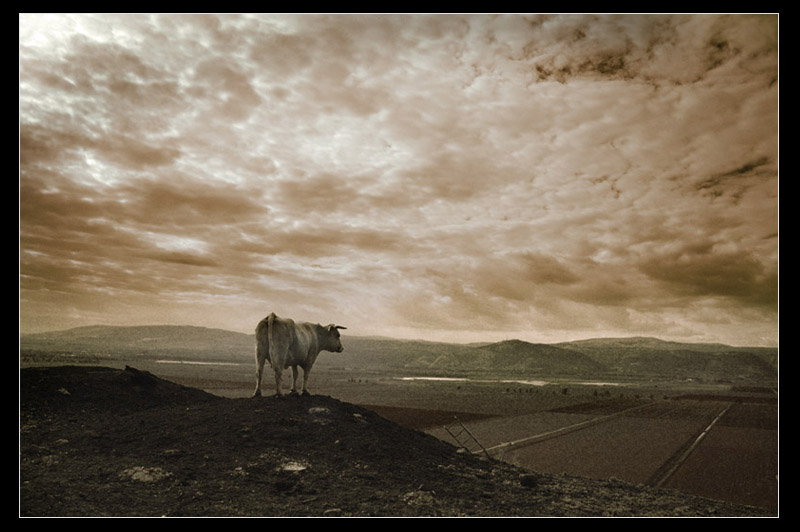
[22,325,253,347]
[20,325,254,361]
[478,340,607,375]
[20,326,777,383]
[327,337,495,373]
[555,337,778,381]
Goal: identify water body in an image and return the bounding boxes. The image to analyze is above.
[155,360,247,367]
[153,361,622,387]
[396,377,621,387]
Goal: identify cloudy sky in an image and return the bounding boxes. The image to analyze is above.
[19,14,778,346]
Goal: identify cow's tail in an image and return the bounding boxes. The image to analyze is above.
[267,312,276,367]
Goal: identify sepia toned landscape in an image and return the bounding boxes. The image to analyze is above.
[20,326,777,516]
[20,13,778,518]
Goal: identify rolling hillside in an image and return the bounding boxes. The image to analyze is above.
[478,340,606,374]
[20,325,253,361]
[20,325,777,383]
[555,337,777,381]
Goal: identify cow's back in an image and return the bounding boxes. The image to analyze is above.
[257,314,334,371]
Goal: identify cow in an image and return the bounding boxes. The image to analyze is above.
[253,312,346,398]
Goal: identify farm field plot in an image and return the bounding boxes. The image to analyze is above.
[662,404,778,512]
[426,411,599,450]
[474,401,726,483]
[436,398,778,512]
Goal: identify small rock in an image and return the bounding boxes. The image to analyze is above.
[519,473,540,488]
[323,508,343,517]
[278,460,308,472]
[309,407,332,425]
[120,466,172,483]
[162,449,184,458]
[402,490,435,505]
[41,455,59,466]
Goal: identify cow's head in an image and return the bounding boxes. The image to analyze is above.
[323,324,346,353]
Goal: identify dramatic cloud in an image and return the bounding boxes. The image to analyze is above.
[19,14,778,346]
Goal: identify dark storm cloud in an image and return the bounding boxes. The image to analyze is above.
[513,14,778,86]
[20,164,267,315]
[142,250,220,267]
[116,176,266,227]
[638,244,778,308]
[20,167,265,233]
[468,252,581,303]
[695,156,774,200]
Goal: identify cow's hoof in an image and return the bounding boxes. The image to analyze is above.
[252,390,261,398]
[302,391,311,397]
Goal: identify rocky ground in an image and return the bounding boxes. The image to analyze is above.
[19,365,774,517]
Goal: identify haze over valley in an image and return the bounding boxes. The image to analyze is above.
[20,325,778,385]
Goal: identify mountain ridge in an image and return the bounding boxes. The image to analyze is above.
[21,324,774,351]
[21,325,777,383]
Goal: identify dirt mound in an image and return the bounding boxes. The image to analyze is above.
[21,365,218,413]
[19,366,772,517]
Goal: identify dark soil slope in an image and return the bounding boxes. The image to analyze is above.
[19,366,772,517]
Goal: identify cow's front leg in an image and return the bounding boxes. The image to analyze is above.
[301,366,312,396]
[290,366,301,395]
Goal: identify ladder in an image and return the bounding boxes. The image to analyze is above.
[444,416,490,458]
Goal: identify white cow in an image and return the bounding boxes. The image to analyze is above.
[253,312,346,397]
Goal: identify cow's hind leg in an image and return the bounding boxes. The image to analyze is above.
[290,366,301,396]
[253,342,267,398]
[273,367,285,397]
